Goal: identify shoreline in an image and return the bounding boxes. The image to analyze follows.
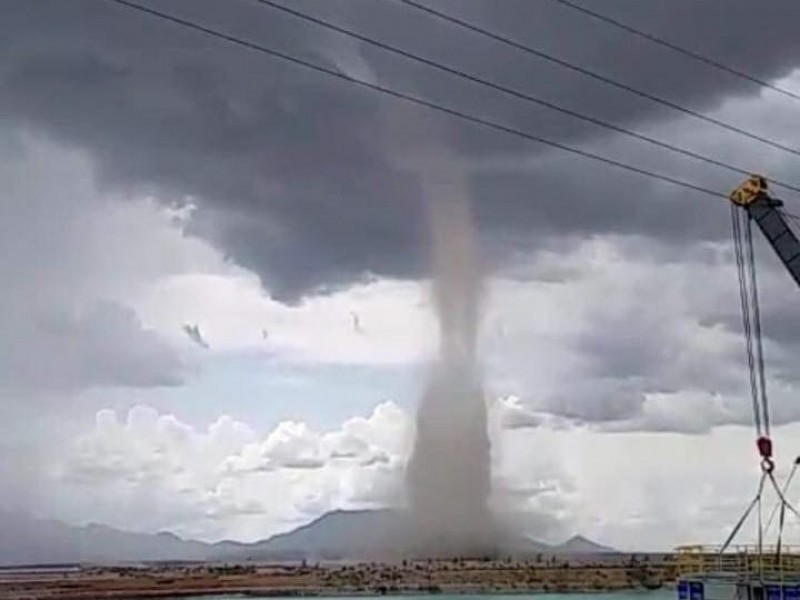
[0,559,679,600]
[1,585,673,600]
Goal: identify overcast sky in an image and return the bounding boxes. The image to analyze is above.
[4,0,800,552]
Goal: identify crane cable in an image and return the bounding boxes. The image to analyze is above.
[726,199,770,560]
[720,471,766,555]
[745,211,771,440]
[719,451,800,558]
[765,457,800,538]
[730,205,766,442]
[767,468,800,564]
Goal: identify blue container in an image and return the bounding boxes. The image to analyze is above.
[690,581,704,600]
[767,585,782,600]
[678,581,689,600]
[784,585,800,600]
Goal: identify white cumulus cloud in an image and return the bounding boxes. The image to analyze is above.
[56,401,412,542]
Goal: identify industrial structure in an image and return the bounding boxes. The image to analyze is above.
[676,176,800,600]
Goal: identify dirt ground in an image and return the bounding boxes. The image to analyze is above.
[0,556,679,599]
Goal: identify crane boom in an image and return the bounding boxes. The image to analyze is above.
[731,175,800,288]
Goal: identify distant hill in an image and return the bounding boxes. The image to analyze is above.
[0,508,616,565]
[222,509,410,561]
[550,535,617,554]
[221,510,618,561]
[0,510,211,565]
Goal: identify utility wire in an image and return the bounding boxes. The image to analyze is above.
[247,0,800,194]
[104,0,731,202]
[545,0,800,104]
[395,0,800,160]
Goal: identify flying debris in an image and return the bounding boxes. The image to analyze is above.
[261,329,269,341]
[350,311,363,334]
[182,323,209,349]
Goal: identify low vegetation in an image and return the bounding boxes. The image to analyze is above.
[0,554,680,599]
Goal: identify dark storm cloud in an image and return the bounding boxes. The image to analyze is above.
[2,0,800,301]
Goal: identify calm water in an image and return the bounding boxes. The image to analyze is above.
[181,592,675,600]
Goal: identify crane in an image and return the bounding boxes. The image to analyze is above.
[730,175,800,289]
[675,178,800,600]
[729,175,800,471]
[717,175,800,562]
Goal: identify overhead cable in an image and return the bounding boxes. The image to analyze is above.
[545,0,800,104]
[104,0,732,202]
[247,0,800,194]
[395,0,800,160]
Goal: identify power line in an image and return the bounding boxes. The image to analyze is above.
[248,0,800,195]
[105,0,729,203]
[395,0,800,160]
[545,0,800,104]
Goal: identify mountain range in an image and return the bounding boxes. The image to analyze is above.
[0,508,615,566]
